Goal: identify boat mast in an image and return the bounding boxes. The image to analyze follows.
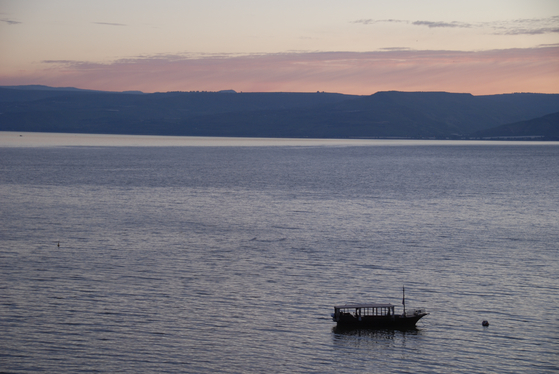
[402,286,406,315]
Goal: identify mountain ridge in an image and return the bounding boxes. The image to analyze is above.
[471,111,559,140]
[1,86,558,139]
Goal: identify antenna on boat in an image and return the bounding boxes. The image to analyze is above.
[402,285,406,316]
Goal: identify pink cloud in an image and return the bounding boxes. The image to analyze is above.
[1,47,558,95]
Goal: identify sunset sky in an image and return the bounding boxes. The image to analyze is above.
[1,0,558,95]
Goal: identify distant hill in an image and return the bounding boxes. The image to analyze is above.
[1,85,99,91]
[1,86,558,139]
[470,112,559,140]
[0,85,143,103]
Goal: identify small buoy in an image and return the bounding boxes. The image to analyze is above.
[57,241,60,247]
[482,320,489,327]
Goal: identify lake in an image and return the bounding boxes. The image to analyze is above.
[1,133,558,373]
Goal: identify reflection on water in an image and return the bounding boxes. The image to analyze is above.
[331,326,426,368]
[332,326,421,348]
[1,131,557,147]
[333,326,421,336]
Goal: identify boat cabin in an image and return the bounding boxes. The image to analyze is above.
[333,303,395,320]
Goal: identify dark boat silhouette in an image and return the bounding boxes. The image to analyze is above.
[332,287,428,329]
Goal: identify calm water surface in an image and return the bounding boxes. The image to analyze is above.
[1,134,558,373]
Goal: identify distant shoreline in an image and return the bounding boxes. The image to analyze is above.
[2,131,557,148]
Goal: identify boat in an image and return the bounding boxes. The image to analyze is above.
[332,287,428,329]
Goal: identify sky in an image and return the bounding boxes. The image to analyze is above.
[0,0,558,95]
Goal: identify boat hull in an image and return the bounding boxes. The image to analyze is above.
[334,313,428,329]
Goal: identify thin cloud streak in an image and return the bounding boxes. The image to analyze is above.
[501,27,559,35]
[93,22,127,26]
[412,21,472,28]
[354,16,559,35]
[353,19,407,25]
[2,47,558,95]
[0,18,21,25]
[491,16,559,35]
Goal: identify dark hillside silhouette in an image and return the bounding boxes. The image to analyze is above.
[1,86,558,139]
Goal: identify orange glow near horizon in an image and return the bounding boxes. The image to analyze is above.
[1,47,557,95]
